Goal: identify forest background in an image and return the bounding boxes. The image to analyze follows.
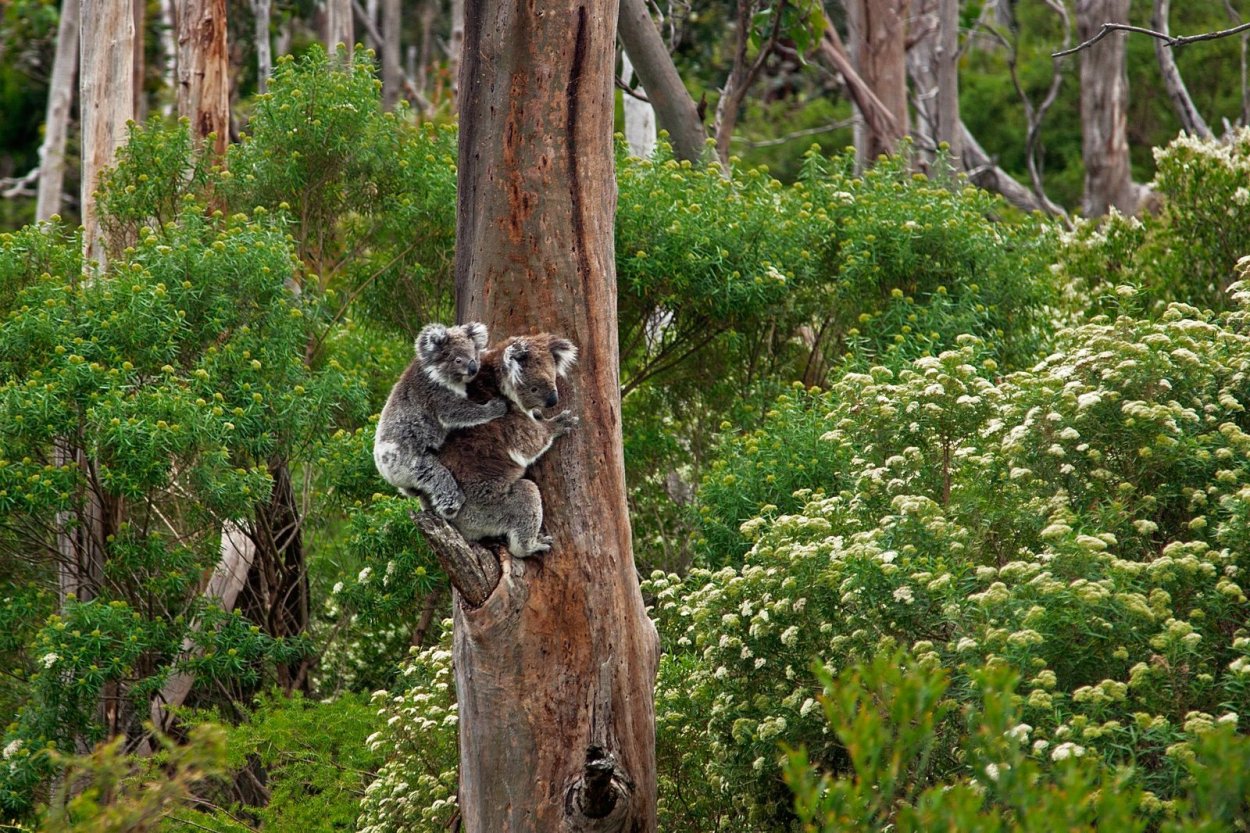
[2,0,1250,830]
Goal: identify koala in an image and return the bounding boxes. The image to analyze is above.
[373,322,508,518]
[438,333,579,558]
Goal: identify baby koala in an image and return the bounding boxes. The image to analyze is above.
[373,322,508,518]
[438,333,578,558]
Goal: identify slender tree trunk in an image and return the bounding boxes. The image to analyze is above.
[1075,0,1139,216]
[620,51,656,157]
[381,0,402,110]
[448,0,465,105]
[617,0,706,163]
[325,0,354,60]
[36,0,80,222]
[907,0,961,170]
[177,0,230,155]
[936,0,961,162]
[846,0,909,168]
[1152,0,1212,139]
[252,0,272,94]
[364,0,379,50]
[816,14,901,155]
[160,0,178,114]
[415,0,435,95]
[448,0,660,828]
[80,0,136,269]
[134,0,147,120]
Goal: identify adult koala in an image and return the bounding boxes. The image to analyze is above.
[438,333,578,557]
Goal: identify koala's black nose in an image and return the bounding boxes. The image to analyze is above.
[467,360,479,375]
[545,390,558,408]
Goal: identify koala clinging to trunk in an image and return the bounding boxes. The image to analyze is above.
[438,333,579,558]
[373,322,508,518]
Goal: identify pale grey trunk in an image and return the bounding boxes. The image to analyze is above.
[907,0,961,169]
[252,0,272,94]
[414,0,435,95]
[448,0,464,105]
[816,14,901,155]
[324,0,354,60]
[617,0,706,163]
[1075,0,1139,216]
[364,0,379,50]
[1152,0,1212,139]
[147,523,256,742]
[381,0,402,110]
[620,51,656,158]
[80,0,136,270]
[36,0,80,222]
[160,0,177,114]
[936,0,961,162]
[134,0,147,120]
[846,0,909,168]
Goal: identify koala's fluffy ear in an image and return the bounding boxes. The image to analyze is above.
[550,338,578,377]
[461,322,489,351]
[503,338,529,386]
[416,323,449,359]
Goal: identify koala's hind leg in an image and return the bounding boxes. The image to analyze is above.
[503,479,550,558]
[377,442,465,518]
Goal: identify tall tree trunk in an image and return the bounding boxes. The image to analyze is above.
[252,0,272,94]
[80,0,136,269]
[1152,0,1212,139]
[846,0,909,168]
[176,0,230,155]
[448,0,465,105]
[816,14,901,156]
[160,0,178,114]
[1075,0,1139,216]
[414,0,435,96]
[134,0,147,120]
[380,0,401,110]
[936,0,961,162]
[324,0,354,61]
[617,0,706,163]
[907,0,962,170]
[449,0,659,828]
[620,50,656,157]
[36,0,80,222]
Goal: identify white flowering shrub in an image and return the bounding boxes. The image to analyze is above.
[1058,130,1250,312]
[651,277,1250,829]
[356,626,459,833]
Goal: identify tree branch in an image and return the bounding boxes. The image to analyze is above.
[410,510,501,607]
[1054,17,1250,57]
[1152,0,1213,138]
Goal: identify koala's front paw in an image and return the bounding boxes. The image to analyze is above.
[486,398,508,418]
[550,410,579,436]
[528,534,554,555]
[433,493,464,520]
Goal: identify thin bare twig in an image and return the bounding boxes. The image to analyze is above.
[1054,18,1250,57]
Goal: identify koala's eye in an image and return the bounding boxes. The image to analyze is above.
[530,386,539,393]
[455,357,464,364]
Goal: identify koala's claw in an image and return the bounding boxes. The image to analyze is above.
[551,410,579,434]
[527,534,554,556]
[434,494,464,519]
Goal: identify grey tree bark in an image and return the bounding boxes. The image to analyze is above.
[1152,0,1213,139]
[816,13,901,156]
[177,0,231,155]
[440,0,661,828]
[381,0,402,110]
[907,0,961,169]
[80,0,136,269]
[1075,0,1140,215]
[35,0,80,222]
[846,0,909,168]
[324,0,354,60]
[617,0,707,163]
[448,0,465,105]
[252,0,272,94]
[134,0,147,120]
[621,51,657,157]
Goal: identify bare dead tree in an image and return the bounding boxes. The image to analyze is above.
[713,0,787,165]
[1152,0,1213,138]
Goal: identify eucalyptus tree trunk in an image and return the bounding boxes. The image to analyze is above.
[177,0,230,155]
[617,0,706,163]
[35,0,80,222]
[324,0,354,60]
[252,0,272,94]
[133,0,147,120]
[80,0,135,269]
[444,0,660,828]
[448,0,465,105]
[380,0,402,110]
[846,0,909,168]
[1075,0,1139,215]
[620,51,657,157]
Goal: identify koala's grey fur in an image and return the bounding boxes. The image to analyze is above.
[438,333,579,557]
[373,322,508,517]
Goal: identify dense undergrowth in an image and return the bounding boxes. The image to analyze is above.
[2,48,1250,832]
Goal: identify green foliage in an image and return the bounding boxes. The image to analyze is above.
[785,651,1250,832]
[650,278,1250,829]
[177,693,383,832]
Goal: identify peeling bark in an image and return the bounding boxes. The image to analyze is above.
[36,0,79,222]
[846,0,909,168]
[324,0,354,60]
[815,15,901,156]
[80,0,136,269]
[445,0,660,828]
[176,0,230,155]
[1075,0,1140,216]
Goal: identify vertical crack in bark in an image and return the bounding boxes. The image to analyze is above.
[566,6,592,293]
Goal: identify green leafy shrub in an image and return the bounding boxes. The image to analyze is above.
[650,276,1250,829]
